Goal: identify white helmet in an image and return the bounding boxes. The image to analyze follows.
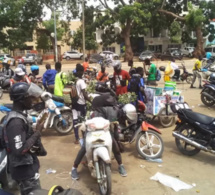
[112,60,121,71]
[122,104,137,124]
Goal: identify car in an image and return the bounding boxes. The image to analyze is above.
[160,51,183,61]
[89,54,104,64]
[62,51,85,60]
[0,54,16,66]
[139,50,155,61]
[22,53,43,65]
[99,51,119,60]
[181,47,194,57]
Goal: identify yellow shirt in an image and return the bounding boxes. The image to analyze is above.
[193,60,201,70]
[54,71,68,97]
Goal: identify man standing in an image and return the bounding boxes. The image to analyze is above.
[83,58,89,72]
[143,58,157,86]
[43,64,57,94]
[190,56,202,89]
[113,60,130,95]
[4,82,45,195]
[54,62,68,97]
[96,65,109,82]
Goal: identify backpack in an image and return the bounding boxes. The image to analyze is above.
[127,74,141,93]
[156,69,161,81]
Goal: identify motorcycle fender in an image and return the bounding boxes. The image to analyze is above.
[49,113,56,128]
[93,147,111,164]
[201,85,215,93]
[141,121,162,134]
[59,106,71,111]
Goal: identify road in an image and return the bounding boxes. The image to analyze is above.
[2,59,215,195]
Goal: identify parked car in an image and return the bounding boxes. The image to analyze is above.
[89,54,104,64]
[99,51,119,60]
[181,47,194,57]
[205,46,215,57]
[139,50,155,61]
[160,51,183,61]
[22,53,43,65]
[0,54,16,66]
[62,51,85,60]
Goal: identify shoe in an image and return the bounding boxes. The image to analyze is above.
[199,85,203,89]
[71,168,79,180]
[118,164,127,177]
[74,140,79,144]
[190,85,196,88]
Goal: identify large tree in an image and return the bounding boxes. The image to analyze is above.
[94,0,162,61]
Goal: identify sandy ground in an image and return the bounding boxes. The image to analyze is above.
[2,59,215,195]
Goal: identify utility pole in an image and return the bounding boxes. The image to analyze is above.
[54,0,58,62]
[82,0,85,61]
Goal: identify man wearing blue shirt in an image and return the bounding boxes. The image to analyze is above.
[43,64,57,93]
[206,51,212,60]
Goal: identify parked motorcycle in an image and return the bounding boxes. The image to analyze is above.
[172,102,215,156]
[76,117,112,195]
[200,73,215,106]
[118,102,164,159]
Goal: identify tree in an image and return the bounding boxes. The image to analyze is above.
[94,0,161,61]
[159,0,215,57]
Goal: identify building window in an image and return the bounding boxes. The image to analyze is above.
[102,47,115,53]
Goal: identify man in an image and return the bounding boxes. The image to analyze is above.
[171,58,180,80]
[143,58,157,86]
[96,65,109,82]
[42,64,57,94]
[17,58,27,74]
[71,94,127,180]
[29,65,39,83]
[72,64,92,143]
[190,56,202,89]
[128,59,136,76]
[2,60,14,78]
[83,58,89,72]
[206,51,212,60]
[4,82,45,195]
[54,62,68,97]
[10,68,31,86]
[113,60,130,95]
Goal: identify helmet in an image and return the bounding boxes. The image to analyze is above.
[112,60,121,71]
[122,104,137,124]
[10,82,43,102]
[30,65,39,72]
[209,73,215,83]
[18,58,24,64]
[2,59,11,66]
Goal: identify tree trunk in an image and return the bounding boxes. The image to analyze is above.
[122,19,133,62]
[193,26,205,58]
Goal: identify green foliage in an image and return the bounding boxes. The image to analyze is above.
[67,71,77,83]
[118,92,137,105]
[86,80,96,94]
[36,34,51,50]
[169,21,182,43]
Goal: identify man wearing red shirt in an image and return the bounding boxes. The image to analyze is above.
[83,58,89,72]
[113,60,130,95]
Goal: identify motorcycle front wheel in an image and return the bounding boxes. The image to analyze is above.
[186,75,193,84]
[54,111,73,135]
[136,130,164,159]
[158,107,175,128]
[201,88,215,106]
[175,125,201,156]
[98,159,111,195]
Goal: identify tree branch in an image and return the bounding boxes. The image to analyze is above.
[98,0,113,12]
[161,0,166,9]
[159,9,186,22]
[119,0,126,6]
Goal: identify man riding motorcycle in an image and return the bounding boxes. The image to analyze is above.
[29,65,39,84]
[10,68,31,86]
[17,58,27,74]
[2,59,14,78]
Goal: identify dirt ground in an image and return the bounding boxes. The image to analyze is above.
[2,59,215,195]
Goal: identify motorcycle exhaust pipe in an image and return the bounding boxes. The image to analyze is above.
[172,131,215,154]
[202,92,215,101]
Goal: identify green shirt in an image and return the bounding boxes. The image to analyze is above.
[148,63,157,81]
[54,71,68,97]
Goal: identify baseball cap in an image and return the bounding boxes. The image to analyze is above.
[15,67,25,76]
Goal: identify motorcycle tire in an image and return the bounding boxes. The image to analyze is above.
[158,107,175,128]
[0,88,3,99]
[201,88,215,107]
[136,130,164,159]
[175,125,201,156]
[54,111,73,135]
[98,159,111,195]
[186,75,193,84]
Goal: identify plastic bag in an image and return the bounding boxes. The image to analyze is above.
[150,172,193,192]
[165,63,174,76]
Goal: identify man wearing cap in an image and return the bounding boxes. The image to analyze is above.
[10,67,31,86]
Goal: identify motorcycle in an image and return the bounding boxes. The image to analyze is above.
[172,102,215,156]
[0,73,11,99]
[118,102,164,159]
[76,117,112,195]
[200,75,215,107]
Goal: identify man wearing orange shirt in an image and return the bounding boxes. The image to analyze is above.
[83,58,89,71]
[96,65,109,82]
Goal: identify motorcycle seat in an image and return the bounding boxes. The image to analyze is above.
[183,109,215,125]
[4,104,13,109]
[52,95,64,103]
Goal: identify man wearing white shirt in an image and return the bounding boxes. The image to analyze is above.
[171,58,180,80]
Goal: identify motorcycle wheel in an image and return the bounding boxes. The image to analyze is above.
[136,130,164,159]
[98,159,111,195]
[201,88,215,106]
[54,111,73,135]
[158,107,175,128]
[0,88,3,99]
[175,125,201,156]
[186,75,193,84]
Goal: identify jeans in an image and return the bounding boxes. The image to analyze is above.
[191,70,202,86]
